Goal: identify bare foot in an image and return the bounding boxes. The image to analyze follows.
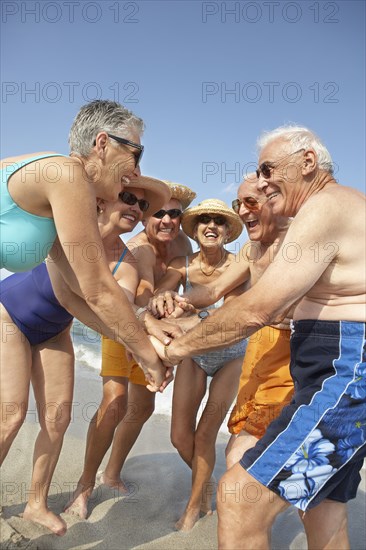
[96,470,129,494]
[64,482,94,519]
[23,505,67,536]
[175,507,212,531]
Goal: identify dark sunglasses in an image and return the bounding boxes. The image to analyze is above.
[256,148,305,179]
[232,196,261,213]
[93,133,144,167]
[119,191,149,212]
[197,214,226,226]
[153,208,182,219]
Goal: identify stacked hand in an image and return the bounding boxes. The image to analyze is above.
[148,291,195,319]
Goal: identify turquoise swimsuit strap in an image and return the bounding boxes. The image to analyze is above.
[112,247,128,275]
[1,153,69,174]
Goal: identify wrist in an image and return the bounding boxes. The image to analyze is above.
[135,306,148,321]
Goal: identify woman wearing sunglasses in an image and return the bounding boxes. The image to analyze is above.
[153,198,246,531]
[0,99,169,392]
[0,177,170,535]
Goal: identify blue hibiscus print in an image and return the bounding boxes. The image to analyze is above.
[283,429,335,473]
[345,363,366,400]
[336,427,366,461]
[278,463,336,511]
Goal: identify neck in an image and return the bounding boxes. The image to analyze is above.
[100,224,125,256]
[150,238,174,263]
[199,246,225,266]
[293,171,337,214]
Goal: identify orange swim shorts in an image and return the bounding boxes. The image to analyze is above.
[100,336,147,386]
[227,325,294,439]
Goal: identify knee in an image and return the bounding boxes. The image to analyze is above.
[194,428,216,451]
[99,395,127,426]
[171,427,190,453]
[134,399,155,423]
[39,404,72,438]
[1,402,27,440]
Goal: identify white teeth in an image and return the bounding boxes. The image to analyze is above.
[121,176,131,185]
[205,232,217,237]
[123,215,136,221]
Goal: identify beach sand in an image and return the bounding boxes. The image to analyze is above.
[1,363,365,550]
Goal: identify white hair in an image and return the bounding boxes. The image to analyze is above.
[68,100,144,157]
[257,125,334,174]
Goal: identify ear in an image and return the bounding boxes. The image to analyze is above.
[302,149,317,174]
[94,131,109,157]
[225,226,232,243]
[96,197,106,214]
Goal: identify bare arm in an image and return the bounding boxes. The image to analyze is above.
[150,243,252,317]
[162,194,342,363]
[45,160,165,386]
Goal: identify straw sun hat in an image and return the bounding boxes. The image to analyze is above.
[163,181,197,210]
[181,199,243,243]
[124,175,171,217]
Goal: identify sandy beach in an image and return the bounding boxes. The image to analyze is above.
[1,362,365,550]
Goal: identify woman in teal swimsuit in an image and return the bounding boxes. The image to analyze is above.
[0,99,170,391]
[0,183,165,536]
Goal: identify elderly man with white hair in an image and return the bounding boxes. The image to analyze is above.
[152,126,366,549]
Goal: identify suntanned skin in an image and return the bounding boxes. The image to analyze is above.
[0,188,148,536]
[151,138,366,550]
[151,176,292,474]
[153,204,249,531]
[64,198,193,519]
[1,131,167,389]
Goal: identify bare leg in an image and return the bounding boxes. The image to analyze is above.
[23,329,74,535]
[226,430,258,469]
[102,382,155,490]
[217,462,288,549]
[176,358,242,531]
[0,304,31,464]
[65,376,128,518]
[299,500,350,549]
[170,358,207,469]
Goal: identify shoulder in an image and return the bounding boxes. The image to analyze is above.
[1,152,57,167]
[127,231,154,260]
[168,255,188,269]
[293,185,363,232]
[172,230,193,255]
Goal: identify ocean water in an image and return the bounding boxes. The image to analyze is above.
[71,319,232,434]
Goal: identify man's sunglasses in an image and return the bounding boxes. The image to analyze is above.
[197,214,226,226]
[256,148,305,179]
[153,209,182,219]
[119,191,149,212]
[93,133,144,167]
[232,196,261,213]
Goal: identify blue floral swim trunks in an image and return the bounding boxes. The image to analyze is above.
[240,320,366,511]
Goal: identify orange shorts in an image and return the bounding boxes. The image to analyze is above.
[227,326,294,439]
[100,336,147,386]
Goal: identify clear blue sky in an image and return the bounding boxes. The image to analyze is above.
[1,0,365,250]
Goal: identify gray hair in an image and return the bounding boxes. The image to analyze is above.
[68,100,144,156]
[257,125,334,174]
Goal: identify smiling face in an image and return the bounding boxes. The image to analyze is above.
[193,214,230,250]
[103,186,145,233]
[95,130,142,202]
[256,138,305,217]
[144,198,183,244]
[237,177,280,242]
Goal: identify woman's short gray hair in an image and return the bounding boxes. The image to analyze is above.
[257,125,334,174]
[68,99,144,157]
